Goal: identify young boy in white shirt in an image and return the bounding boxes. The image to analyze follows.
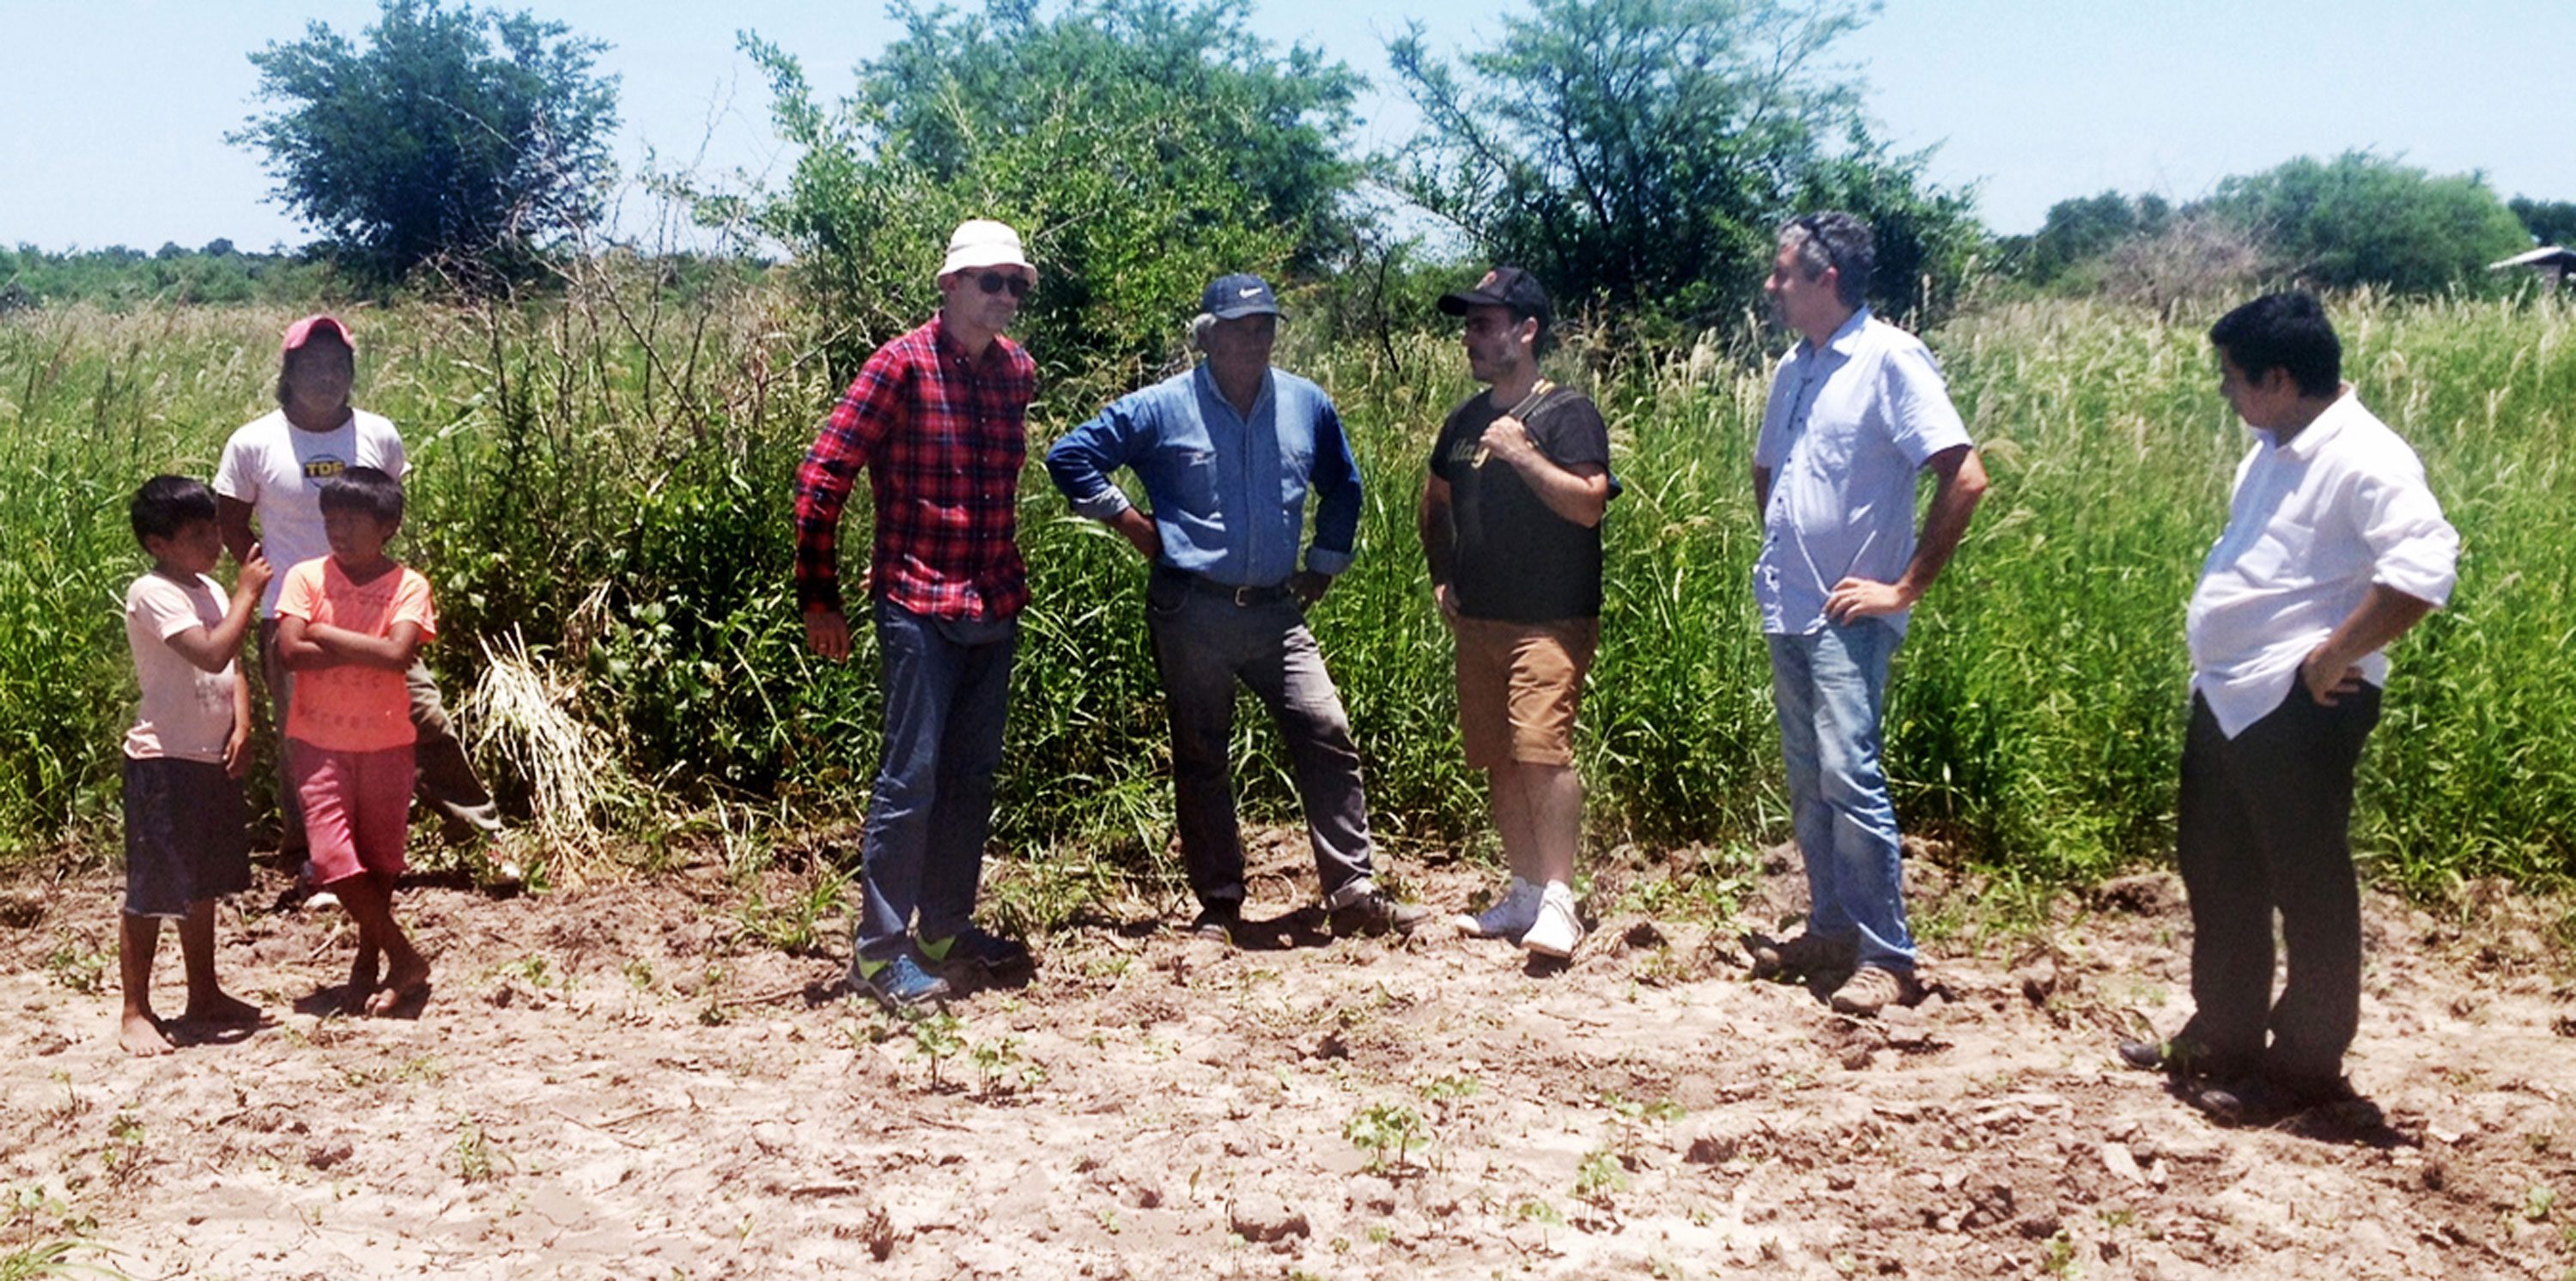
[118,477,271,1055]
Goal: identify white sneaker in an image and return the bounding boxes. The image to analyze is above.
[1453,877,1540,940]
[1521,883,1583,959]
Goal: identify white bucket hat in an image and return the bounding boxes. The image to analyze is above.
[939,219,1036,280]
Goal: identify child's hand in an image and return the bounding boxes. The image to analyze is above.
[222,725,252,779]
[235,543,274,601]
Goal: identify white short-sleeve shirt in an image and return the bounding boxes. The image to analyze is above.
[124,572,238,762]
[212,408,406,614]
[1753,308,1973,638]
[2186,389,2458,738]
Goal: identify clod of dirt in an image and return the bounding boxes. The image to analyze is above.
[306,1140,353,1170]
[1230,1194,1309,1242]
[2092,871,2184,916]
[2099,1142,2144,1186]
[0,889,44,927]
[2013,961,2059,1006]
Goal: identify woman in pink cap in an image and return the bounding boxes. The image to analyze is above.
[214,316,514,910]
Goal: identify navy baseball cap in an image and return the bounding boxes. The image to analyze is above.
[1438,266,1553,327]
[1202,273,1284,320]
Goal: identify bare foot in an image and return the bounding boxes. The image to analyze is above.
[344,948,383,1015]
[364,958,431,1017]
[181,990,262,1025]
[119,1009,173,1057]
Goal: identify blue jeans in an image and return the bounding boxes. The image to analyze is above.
[1766,620,1914,972]
[852,598,1017,964]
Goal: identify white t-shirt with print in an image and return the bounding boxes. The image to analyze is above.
[213,408,406,614]
[125,572,239,762]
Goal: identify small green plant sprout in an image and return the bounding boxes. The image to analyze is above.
[1516,1197,1565,1248]
[1575,1141,1628,1204]
[910,1011,965,1092]
[623,958,654,989]
[42,938,105,996]
[1418,1072,1484,1102]
[1343,1101,1426,1174]
[732,865,850,956]
[2523,1181,2557,1222]
[0,1239,131,1281]
[2042,1229,2078,1276]
[98,1111,147,1188]
[969,1035,1046,1099]
[453,1115,511,1183]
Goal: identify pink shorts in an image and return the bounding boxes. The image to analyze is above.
[287,742,415,885]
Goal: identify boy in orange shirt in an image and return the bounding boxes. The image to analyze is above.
[272,466,435,1015]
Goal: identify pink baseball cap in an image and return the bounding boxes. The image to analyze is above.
[281,314,355,354]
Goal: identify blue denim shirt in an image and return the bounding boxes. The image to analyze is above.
[1046,364,1361,586]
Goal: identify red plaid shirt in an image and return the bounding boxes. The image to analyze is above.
[793,314,1037,620]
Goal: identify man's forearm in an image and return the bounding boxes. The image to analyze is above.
[1503,454,1609,528]
[2311,583,2438,674]
[1893,446,1988,600]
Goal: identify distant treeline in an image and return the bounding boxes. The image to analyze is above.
[0,242,347,311]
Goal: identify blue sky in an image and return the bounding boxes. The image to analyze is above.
[1,0,2569,253]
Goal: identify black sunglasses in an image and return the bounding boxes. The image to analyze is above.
[974,270,1031,299]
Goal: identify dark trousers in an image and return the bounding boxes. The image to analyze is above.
[2174,685,2380,1084]
[1145,570,1375,911]
[852,598,1017,963]
[259,618,503,855]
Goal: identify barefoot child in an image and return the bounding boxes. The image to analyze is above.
[270,466,435,1016]
[119,477,272,1055]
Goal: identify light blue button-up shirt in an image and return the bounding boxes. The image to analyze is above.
[1753,307,1971,638]
[1046,364,1361,586]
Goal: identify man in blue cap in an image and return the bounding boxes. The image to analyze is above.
[1048,274,1426,944]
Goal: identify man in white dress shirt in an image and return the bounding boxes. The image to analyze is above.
[2122,291,2458,1121]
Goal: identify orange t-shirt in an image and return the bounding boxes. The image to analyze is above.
[275,557,437,752]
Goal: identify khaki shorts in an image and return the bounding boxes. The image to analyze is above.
[1455,615,1599,768]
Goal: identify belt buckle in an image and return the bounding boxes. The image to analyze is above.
[1231,584,1258,607]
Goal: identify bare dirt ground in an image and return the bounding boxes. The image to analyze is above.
[3,831,2573,1280]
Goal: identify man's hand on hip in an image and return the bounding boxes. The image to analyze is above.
[1111,507,1163,562]
[1292,570,1333,606]
[2300,646,2367,707]
[1824,576,1916,624]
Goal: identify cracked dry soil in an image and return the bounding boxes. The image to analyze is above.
[3,832,2573,1279]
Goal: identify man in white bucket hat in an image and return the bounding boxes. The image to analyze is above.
[793,218,1041,1010]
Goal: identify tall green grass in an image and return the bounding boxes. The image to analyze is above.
[1,286,2567,895]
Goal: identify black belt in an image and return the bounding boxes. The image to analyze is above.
[1160,568,1293,606]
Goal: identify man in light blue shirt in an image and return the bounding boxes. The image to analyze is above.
[1743,212,1990,1017]
[1047,274,1425,944]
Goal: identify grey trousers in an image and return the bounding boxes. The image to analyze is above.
[258,618,504,854]
[1144,571,1376,911]
[2174,686,2380,1084]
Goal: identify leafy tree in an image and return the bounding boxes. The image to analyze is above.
[232,0,620,283]
[1389,0,1984,334]
[2018,191,2172,283]
[745,0,1363,382]
[2203,151,2529,294]
[2510,197,2576,248]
